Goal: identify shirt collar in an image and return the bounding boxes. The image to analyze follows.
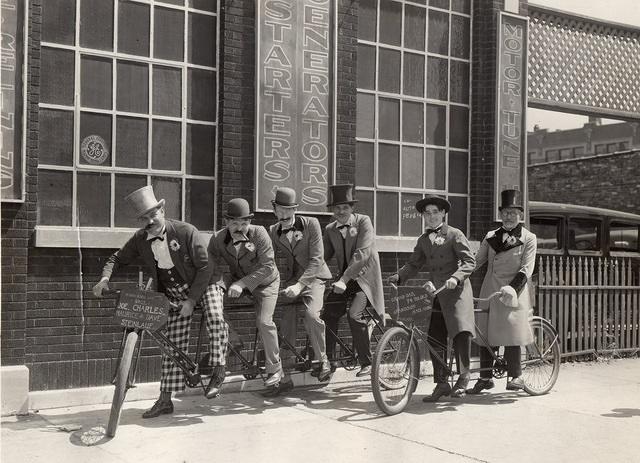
[146,227,166,241]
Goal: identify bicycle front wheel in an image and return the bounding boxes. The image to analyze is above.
[107,331,138,437]
[371,326,419,416]
[522,317,560,396]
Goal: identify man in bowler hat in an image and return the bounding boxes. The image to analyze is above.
[93,186,229,418]
[266,187,333,395]
[389,195,475,401]
[323,184,385,377]
[208,198,284,389]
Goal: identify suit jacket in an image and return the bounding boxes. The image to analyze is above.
[323,213,385,317]
[208,224,279,292]
[101,219,213,303]
[397,223,476,337]
[269,215,332,287]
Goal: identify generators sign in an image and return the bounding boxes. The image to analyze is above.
[255,0,335,213]
[494,12,528,221]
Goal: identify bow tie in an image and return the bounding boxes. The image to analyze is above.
[149,234,165,242]
[426,227,441,235]
[337,224,350,230]
[279,227,295,235]
[500,227,517,236]
[232,239,249,245]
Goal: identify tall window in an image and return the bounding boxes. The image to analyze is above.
[38,0,218,232]
[356,0,471,238]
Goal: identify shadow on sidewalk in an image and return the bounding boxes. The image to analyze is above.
[601,408,640,418]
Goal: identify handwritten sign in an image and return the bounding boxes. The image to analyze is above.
[113,289,171,331]
[255,0,335,213]
[390,286,432,326]
[494,12,528,221]
[401,194,422,236]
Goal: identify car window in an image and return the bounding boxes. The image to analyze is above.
[568,218,601,251]
[530,217,562,250]
[609,221,640,252]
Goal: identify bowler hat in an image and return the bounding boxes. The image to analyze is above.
[271,187,298,208]
[415,195,451,214]
[224,198,254,219]
[327,184,358,207]
[125,185,165,218]
[498,189,524,211]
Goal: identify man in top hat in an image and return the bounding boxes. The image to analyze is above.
[467,189,537,394]
[266,187,333,395]
[389,195,475,401]
[93,186,229,418]
[323,184,385,377]
[208,198,284,389]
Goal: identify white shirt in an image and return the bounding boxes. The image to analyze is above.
[147,230,173,269]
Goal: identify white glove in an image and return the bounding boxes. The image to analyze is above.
[332,280,347,294]
[283,282,304,298]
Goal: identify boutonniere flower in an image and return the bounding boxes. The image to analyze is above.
[433,236,445,246]
[293,230,303,241]
[169,239,180,251]
[506,235,517,246]
[349,226,358,237]
[244,242,255,252]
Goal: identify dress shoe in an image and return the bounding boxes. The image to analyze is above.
[142,400,174,419]
[261,378,294,398]
[466,378,495,395]
[506,376,525,391]
[204,365,226,399]
[264,369,283,387]
[355,364,372,377]
[317,360,332,382]
[310,367,320,377]
[451,373,470,398]
[422,382,452,402]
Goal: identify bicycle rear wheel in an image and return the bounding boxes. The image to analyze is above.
[371,327,419,415]
[522,317,560,396]
[107,331,138,437]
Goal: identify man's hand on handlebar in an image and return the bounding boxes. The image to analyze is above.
[281,282,303,299]
[227,281,246,298]
[93,278,110,298]
[444,277,458,290]
[388,274,399,285]
[179,298,196,318]
[331,279,347,294]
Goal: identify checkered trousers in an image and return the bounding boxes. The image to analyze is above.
[160,283,228,393]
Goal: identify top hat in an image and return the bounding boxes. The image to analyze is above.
[224,198,254,220]
[327,184,358,207]
[125,185,165,218]
[498,189,524,211]
[415,195,451,214]
[271,187,298,208]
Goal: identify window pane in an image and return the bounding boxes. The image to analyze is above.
[80,112,112,166]
[115,175,147,227]
[41,48,74,105]
[530,218,562,250]
[187,69,216,121]
[356,93,375,139]
[186,179,215,230]
[376,191,399,235]
[359,0,377,41]
[379,0,402,46]
[450,15,470,59]
[153,65,182,117]
[609,222,639,252]
[154,7,184,61]
[357,189,374,219]
[448,196,467,233]
[188,13,216,67]
[448,150,468,193]
[77,172,110,227]
[402,101,424,143]
[427,56,448,100]
[404,5,426,51]
[160,0,184,4]
[357,44,376,90]
[40,110,74,166]
[38,170,72,226]
[449,105,469,148]
[189,0,216,12]
[569,219,601,251]
[356,142,374,187]
[402,146,423,188]
[401,193,423,236]
[378,48,400,93]
[379,98,399,140]
[152,177,182,219]
[153,120,182,171]
[425,148,445,189]
[403,52,424,97]
[378,144,399,187]
[425,104,446,146]
[574,146,585,156]
[118,0,150,56]
[450,60,469,104]
[452,0,470,14]
[81,55,112,109]
[560,148,572,160]
[80,0,114,51]
[187,124,215,176]
[116,116,148,168]
[428,10,449,55]
[117,61,149,114]
[430,0,449,8]
[42,0,75,45]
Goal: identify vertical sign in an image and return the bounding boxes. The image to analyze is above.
[495,12,528,221]
[255,0,335,213]
[1,0,25,202]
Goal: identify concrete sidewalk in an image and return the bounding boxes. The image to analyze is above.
[2,358,639,463]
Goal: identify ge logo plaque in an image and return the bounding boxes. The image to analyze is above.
[81,135,109,165]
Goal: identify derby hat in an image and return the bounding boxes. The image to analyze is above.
[271,187,298,208]
[125,185,165,218]
[224,198,254,220]
[327,184,358,207]
[415,195,451,214]
[498,189,524,211]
